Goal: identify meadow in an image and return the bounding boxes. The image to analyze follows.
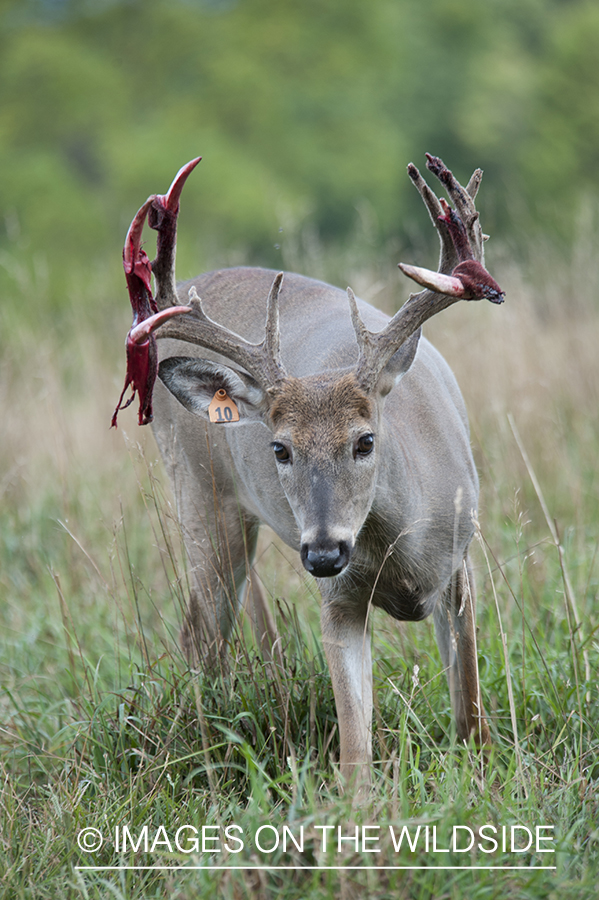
[1,228,598,898]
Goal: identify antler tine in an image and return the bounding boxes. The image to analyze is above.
[465,168,483,202]
[347,286,388,384]
[408,159,462,274]
[149,157,202,310]
[425,154,484,262]
[156,272,288,390]
[263,271,285,384]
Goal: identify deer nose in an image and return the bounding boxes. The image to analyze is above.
[300,540,352,578]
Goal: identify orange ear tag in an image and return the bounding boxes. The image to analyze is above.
[208,388,240,424]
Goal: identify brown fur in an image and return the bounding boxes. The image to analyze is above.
[269,372,373,456]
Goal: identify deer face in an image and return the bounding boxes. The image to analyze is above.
[158,359,397,578]
[268,373,377,577]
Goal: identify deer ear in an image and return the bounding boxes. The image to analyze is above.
[158,357,269,422]
[376,328,421,397]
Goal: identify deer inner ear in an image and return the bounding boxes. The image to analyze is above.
[158,357,268,421]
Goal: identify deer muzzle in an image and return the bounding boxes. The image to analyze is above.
[300,538,353,578]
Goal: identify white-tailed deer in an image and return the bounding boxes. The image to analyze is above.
[113,155,503,787]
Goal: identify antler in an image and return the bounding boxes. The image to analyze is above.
[113,157,289,426]
[154,273,288,391]
[112,159,201,426]
[113,154,503,424]
[349,154,504,393]
[149,157,203,310]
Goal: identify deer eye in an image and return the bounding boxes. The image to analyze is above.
[272,441,291,463]
[354,433,374,458]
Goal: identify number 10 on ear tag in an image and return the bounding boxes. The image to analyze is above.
[208,388,240,424]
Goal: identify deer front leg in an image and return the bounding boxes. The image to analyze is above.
[433,555,491,746]
[244,570,282,666]
[182,527,281,669]
[177,500,250,669]
[321,599,373,790]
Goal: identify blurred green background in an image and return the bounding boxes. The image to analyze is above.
[1,0,599,311]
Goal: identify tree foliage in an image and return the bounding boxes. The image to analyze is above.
[1,0,598,305]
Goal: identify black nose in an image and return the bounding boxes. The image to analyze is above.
[300,540,351,578]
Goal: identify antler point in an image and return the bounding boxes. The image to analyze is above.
[188,285,204,312]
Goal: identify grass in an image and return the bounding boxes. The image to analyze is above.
[1,236,598,898]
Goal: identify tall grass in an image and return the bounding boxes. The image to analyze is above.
[1,237,598,898]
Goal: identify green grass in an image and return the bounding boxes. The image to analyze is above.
[1,246,598,898]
